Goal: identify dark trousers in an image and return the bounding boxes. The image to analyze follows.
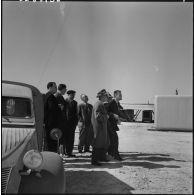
[108,129,119,157]
[58,124,66,154]
[64,125,76,155]
[91,148,107,163]
[59,135,66,154]
[91,148,101,163]
[46,129,58,153]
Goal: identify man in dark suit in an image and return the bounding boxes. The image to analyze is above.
[64,90,78,157]
[55,84,67,156]
[44,82,62,152]
[107,90,127,161]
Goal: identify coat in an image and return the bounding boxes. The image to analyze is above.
[78,103,94,146]
[55,92,67,128]
[107,99,126,131]
[44,92,62,132]
[65,99,78,128]
[78,103,93,127]
[91,100,108,149]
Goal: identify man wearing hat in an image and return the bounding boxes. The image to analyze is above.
[91,89,109,166]
[64,90,78,157]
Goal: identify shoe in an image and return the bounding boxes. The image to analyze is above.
[107,154,114,161]
[84,150,92,153]
[67,154,76,157]
[114,156,123,161]
[99,159,110,162]
[91,161,102,166]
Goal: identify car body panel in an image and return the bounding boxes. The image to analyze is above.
[2,81,66,193]
[19,152,66,193]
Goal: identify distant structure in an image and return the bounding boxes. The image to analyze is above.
[175,89,179,95]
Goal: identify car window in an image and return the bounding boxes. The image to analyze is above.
[2,97,32,118]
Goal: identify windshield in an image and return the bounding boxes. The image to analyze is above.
[2,97,32,118]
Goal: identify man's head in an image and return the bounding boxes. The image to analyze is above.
[80,94,89,103]
[107,92,113,103]
[97,89,108,103]
[114,90,122,101]
[47,82,57,94]
[67,90,76,100]
[58,84,67,95]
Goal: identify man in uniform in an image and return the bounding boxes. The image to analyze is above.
[55,84,67,156]
[78,94,93,153]
[65,90,78,157]
[44,82,62,152]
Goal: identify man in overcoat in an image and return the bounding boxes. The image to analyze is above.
[44,82,62,152]
[78,94,93,153]
[91,89,109,166]
[64,90,78,157]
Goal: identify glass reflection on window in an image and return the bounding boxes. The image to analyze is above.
[6,99,15,115]
[2,97,31,118]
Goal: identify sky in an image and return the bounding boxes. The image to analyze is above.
[2,1,193,105]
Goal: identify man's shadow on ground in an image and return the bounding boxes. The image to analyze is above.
[63,152,182,170]
[65,170,135,194]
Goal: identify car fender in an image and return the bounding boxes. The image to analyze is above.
[18,152,66,193]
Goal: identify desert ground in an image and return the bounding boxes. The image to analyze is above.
[63,123,193,194]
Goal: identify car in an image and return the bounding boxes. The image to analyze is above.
[2,80,66,194]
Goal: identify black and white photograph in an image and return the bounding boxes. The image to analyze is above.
[2,0,193,194]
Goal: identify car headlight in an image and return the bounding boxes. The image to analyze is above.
[23,150,43,170]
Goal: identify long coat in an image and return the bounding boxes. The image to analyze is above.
[65,99,78,128]
[44,92,61,131]
[78,103,93,127]
[78,103,93,147]
[91,100,108,149]
[55,92,67,127]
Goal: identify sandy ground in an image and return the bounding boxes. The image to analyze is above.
[63,123,193,194]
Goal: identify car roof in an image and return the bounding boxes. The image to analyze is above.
[2,82,32,99]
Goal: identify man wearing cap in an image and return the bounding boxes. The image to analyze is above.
[64,90,78,157]
[91,89,109,166]
[44,82,61,152]
[55,84,67,156]
[78,94,93,153]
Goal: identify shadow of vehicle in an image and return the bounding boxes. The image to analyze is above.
[65,170,135,194]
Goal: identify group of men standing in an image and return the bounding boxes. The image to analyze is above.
[43,82,78,157]
[43,81,128,165]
